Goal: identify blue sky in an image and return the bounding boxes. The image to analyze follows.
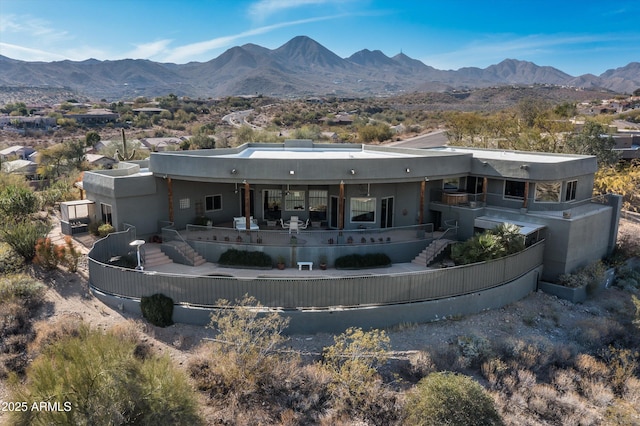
[1,0,638,76]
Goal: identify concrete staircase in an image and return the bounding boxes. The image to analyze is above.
[142,243,173,268]
[162,240,206,266]
[412,239,455,267]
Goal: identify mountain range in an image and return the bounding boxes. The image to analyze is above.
[1,36,638,101]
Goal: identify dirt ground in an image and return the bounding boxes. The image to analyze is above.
[1,219,639,421]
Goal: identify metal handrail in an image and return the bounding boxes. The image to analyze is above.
[427,220,458,266]
[161,224,196,265]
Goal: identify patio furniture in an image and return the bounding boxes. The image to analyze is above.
[297,261,313,271]
[299,219,310,230]
[285,218,305,234]
[233,216,259,231]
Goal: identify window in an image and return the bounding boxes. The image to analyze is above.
[534,181,561,203]
[443,177,461,192]
[100,203,112,224]
[308,189,327,221]
[350,197,376,223]
[264,189,282,220]
[504,180,526,199]
[466,176,484,194]
[179,198,190,209]
[205,194,222,211]
[565,180,577,201]
[285,191,305,211]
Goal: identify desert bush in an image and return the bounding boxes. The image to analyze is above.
[9,323,202,425]
[334,252,391,269]
[0,219,50,261]
[405,371,503,426]
[218,248,273,268]
[0,185,39,219]
[322,327,401,424]
[193,295,290,395]
[0,241,24,274]
[33,237,64,269]
[189,296,327,424]
[97,223,115,237]
[0,274,46,377]
[457,334,494,368]
[571,318,626,350]
[558,260,606,289]
[0,273,46,307]
[140,293,174,327]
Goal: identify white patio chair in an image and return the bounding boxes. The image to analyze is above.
[289,220,299,234]
[299,219,309,230]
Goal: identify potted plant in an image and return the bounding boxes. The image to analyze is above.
[347,236,353,244]
[361,237,367,243]
[256,234,263,244]
[276,255,286,270]
[319,255,328,270]
[236,235,243,243]
[328,238,334,245]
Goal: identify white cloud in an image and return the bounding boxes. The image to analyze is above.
[125,40,173,60]
[0,14,69,42]
[0,42,68,62]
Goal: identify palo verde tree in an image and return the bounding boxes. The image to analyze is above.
[565,120,620,166]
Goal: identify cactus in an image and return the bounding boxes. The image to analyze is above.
[115,129,135,161]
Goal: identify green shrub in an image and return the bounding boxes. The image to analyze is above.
[140,293,174,327]
[405,372,503,426]
[0,242,24,274]
[334,252,391,269]
[1,219,50,261]
[9,324,202,425]
[451,222,525,265]
[218,248,272,268]
[97,223,115,237]
[0,274,46,307]
[0,185,39,220]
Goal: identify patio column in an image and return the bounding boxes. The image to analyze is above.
[167,177,174,222]
[523,181,529,209]
[244,180,251,231]
[338,180,345,230]
[419,180,425,225]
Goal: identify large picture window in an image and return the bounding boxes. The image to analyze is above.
[350,197,376,223]
[285,190,305,211]
[504,180,526,200]
[534,182,561,203]
[205,194,222,211]
[308,189,327,221]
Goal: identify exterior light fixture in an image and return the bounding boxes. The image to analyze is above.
[234,182,238,194]
[424,177,429,181]
[231,168,237,174]
[290,170,295,175]
[520,164,529,170]
[405,168,411,173]
[350,169,356,175]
